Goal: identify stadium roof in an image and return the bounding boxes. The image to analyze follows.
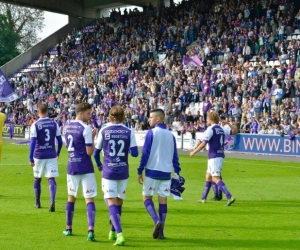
[0,0,146,18]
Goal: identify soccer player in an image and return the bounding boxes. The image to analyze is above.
[29,104,62,211]
[63,102,97,241]
[137,108,181,239]
[190,111,237,206]
[94,105,138,246]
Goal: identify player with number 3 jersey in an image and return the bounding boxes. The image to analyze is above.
[29,104,63,212]
[94,105,138,246]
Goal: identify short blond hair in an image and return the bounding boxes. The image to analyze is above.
[207,111,220,124]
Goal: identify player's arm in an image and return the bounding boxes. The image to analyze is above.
[84,127,97,156]
[129,129,139,157]
[190,141,207,157]
[55,123,63,158]
[172,135,181,175]
[223,121,238,135]
[56,136,63,158]
[29,123,37,166]
[190,128,212,157]
[93,129,103,171]
[137,130,153,183]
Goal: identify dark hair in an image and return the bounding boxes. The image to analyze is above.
[150,108,165,120]
[76,102,92,114]
[38,104,48,114]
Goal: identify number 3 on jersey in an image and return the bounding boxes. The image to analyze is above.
[109,139,125,157]
[45,129,50,141]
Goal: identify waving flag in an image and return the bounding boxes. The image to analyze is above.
[182,55,203,67]
[0,69,18,102]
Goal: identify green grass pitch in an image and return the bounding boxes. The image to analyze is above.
[0,142,299,250]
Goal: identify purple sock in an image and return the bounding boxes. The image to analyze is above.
[87,202,96,230]
[48,178,56,205]
[34,178,41,206]
[211,182,218,197]
[144,199,160,223]
[109,204,122,233]
[66,202,75,229]
[111,205,122,231]
[217,180,232,199]
[201,181,212,200]
[159,204,167,236]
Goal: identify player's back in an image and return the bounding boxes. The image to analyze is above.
[31,117,59,159]
[100,123,134,180]
[146,125,176,173]
[64,120,94,175]
[207,124,226,159]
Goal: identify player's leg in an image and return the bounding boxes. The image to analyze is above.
[45,158,59,212]
[199,171,213,203]
[212,158,235,206]
[103,178,125,245]
[63,174,79,236]
[33,158,44,208]
[111,179,128,245]
[198,160,213,203]
[157,179,171,239]
[211,175,223,201]
[83,173,97,241]
[143,177,161,232]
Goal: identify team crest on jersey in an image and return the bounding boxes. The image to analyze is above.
[105,132,110,140]
[38,124,43,130]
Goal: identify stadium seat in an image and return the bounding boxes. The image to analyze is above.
[287,36,292,41]
[297,35,300,40]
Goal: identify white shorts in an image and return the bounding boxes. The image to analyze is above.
[207,157,224,177]
[33,158,59,178]
[102,178,128,199]
[143,177,171,198]
[67,173,97,198]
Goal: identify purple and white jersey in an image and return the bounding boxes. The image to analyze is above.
[30,117,61,159]
[95,123,137,180]
[64,120,94,175]
[202,124,231,159]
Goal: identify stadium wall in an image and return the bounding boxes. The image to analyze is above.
[134,131,300,157]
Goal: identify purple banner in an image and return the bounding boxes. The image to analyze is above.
[182,55,203,67]
[0,69,18,102]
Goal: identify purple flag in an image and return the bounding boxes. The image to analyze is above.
[0,69,18,102]
[182,55,203,67]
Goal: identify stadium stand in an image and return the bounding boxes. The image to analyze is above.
[2,0,300,137]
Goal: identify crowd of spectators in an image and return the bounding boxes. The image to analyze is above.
[2,0,300,138]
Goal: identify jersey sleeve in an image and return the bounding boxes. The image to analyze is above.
[30,123,37,138]
[83,125,93,146]
[95,129,103,150]
[201,127,213,142]
[130,129,137,148]
[55,122,61,136]
[223,127,232,136]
